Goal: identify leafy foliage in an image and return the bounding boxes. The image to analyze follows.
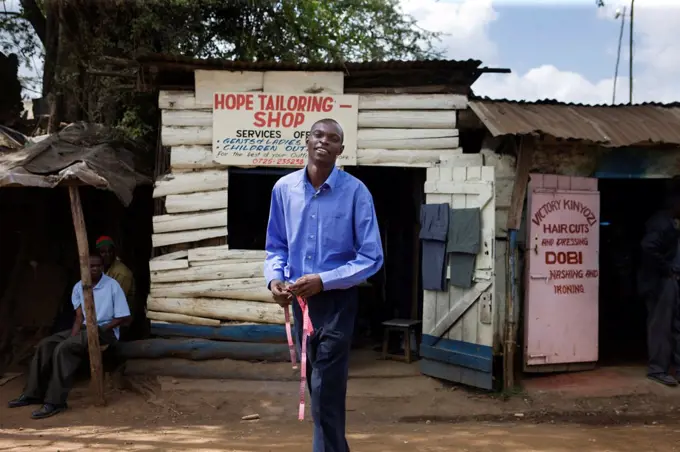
[4,0,440,73]
[0,0,440,140]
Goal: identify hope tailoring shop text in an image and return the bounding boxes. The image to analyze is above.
[212,93,354,166]
[215,93,338,127]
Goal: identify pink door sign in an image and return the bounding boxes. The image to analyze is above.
[525,183,600,368]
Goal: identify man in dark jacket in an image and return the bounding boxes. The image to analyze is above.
[639,195,680,386]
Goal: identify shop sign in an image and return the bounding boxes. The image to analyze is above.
[212,92,358,167]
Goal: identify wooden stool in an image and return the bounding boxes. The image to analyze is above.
[381,319,422,364]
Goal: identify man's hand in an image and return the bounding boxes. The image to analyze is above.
[70,323,81,337]
[270,279,293,307]
[71,308,83,336]
[288,274,323,299]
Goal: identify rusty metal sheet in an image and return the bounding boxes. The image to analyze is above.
[469,99,680,148]
[136,53,484,73]
[0,122,152,206]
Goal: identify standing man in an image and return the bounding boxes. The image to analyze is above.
[639,194,680,386]
[96,236,135,336]
[96,236,135,303]
[8,254,130,419]
[264,118,384,451]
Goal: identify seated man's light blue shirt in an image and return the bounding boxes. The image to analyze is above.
[71,274,131,339]
[264,166,384,291]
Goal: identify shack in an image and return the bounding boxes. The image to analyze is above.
[0,123,152,382]
[467,98,680,388]
[125,55,512,390]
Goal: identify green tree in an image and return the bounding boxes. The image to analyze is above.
[1,0,441,96]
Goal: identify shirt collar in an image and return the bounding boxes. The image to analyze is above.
[298,165,340,191]
[93,274,109,289]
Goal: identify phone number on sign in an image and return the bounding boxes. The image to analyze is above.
[251,158,305,165]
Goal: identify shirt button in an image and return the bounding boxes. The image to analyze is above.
[311,214,316,219]
[307,255,312,260]
[309,234,314,239]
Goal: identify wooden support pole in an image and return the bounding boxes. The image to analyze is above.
[506,137,534,232]
[503,137,534,391]
[68,186,105,406]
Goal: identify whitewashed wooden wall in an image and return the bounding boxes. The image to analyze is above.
[480,136,517,352]
[147,247,284,324]
[160,93,468,168]
[149,68,470,327]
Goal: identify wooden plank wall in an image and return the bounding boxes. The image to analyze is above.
[160,91,468,169]
[147,69,469,356]
[479,139,516,352]
[422,166,496,349]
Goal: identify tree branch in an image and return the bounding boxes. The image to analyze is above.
[19,0,47,46]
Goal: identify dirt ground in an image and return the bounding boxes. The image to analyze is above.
[2,420,680,451]
[2,370,680,451]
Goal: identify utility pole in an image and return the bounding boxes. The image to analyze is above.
[629,0,635,104]
[597,0,635,104]
[612,6,626,104]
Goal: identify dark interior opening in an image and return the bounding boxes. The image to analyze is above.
[598,178,669,365]
[0,185,153,372]
[227,166,425,349]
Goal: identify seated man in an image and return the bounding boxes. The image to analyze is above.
[8,253,130,419]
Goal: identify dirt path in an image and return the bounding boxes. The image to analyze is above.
[2,420,680,451]
[2,373,680,451]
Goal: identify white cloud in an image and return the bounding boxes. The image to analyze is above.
[401,0,499,62]
[404,0,680,104]
[6,0,680,103]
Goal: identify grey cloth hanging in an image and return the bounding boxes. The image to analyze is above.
[420,203,450,291]
[446,208,481,254]
[447,208,481,289]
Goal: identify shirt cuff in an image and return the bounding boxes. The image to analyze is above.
[319,270,341,291]
[266,270,285,290]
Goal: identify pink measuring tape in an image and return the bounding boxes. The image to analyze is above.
[284,295,313,421]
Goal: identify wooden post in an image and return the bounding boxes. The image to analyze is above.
[506,137,534,232]
[68,186,106,406]
[503,137,534,391]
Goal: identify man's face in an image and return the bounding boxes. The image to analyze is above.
[99,245,114,268]
[306,121,344,167]
[89,256,104,280]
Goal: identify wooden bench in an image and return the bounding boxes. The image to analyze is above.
[381,319,422,364]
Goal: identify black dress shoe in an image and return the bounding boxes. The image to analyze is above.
[31,403,67,420]
[7,395,43,409]
[648,373,678,387]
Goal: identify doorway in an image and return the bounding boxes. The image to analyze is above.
[598,178,669,365]
[227,166,425,348]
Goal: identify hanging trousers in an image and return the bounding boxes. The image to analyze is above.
[293,287,358,452]
[646,277,680,376]
[24,328,117,405]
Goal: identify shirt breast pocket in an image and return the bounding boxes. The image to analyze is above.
[322,212,353,250]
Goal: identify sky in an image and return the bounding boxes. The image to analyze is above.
[402,0,680,104]
[5,0,680,105]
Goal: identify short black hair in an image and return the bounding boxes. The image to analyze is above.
[89,253,103,261]
[311,118,344,142]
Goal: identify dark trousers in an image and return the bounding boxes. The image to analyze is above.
[24,328,117,405]
[646,277,680,375]
[293,288,357,452]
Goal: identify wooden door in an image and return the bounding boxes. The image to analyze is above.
[524,174,600,372]
[420,166,496,390]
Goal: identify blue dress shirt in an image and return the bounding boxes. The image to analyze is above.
[71,274,130,339]
[264,166,384,291]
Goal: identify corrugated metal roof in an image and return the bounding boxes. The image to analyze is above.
[468,98,680,147]
[136,53,485,73]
